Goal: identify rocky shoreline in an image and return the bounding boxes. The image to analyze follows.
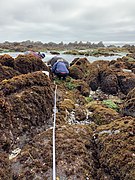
[0,48,135,179]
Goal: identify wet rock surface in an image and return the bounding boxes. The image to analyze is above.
[0,52,135,179]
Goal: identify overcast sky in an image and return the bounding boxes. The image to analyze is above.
[0,0,135,43]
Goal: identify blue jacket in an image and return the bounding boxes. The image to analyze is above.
[52,61,69,74]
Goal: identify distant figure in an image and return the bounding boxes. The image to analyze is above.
[52,60,69,80]
[24,51,45,59]
[47,56,69,68]
[37,52,45,59]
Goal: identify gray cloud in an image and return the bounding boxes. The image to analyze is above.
[0,0,135,43]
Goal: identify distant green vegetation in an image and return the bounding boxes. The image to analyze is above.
[127,57,135,62]
[63,50,79,55]
[63,49,119,57]
[0,48,14,53]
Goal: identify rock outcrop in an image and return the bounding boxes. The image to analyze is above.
[69,58,90,79]
[117,71,135,95]
[0,63,20,82]
[14,54,49,74]
[96,116,135,179]
[0,54,54,179]
[122,87,135,117]
[0,71,54,153]
[0,54,14,68]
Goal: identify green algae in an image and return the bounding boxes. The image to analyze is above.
[102,99,119,111]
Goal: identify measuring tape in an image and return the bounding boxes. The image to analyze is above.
[53,84,57,180]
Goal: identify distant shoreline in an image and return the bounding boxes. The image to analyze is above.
[103,41,135,47]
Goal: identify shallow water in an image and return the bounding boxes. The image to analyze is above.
[0,51,127,63]
[43,51,127,63]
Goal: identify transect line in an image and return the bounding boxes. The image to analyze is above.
[53,84,57,180]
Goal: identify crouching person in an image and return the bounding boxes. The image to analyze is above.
[52,60,69,80]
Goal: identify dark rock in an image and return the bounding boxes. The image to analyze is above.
[122,88,135,117]
[86,60,109,92]
[100,73,118,94]
[50,51,60,55]
[117,71,135,94]
[89,78,99,91]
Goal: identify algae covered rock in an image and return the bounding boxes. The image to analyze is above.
[69,79,90,97]
[69,58,90,79]
[14,54,48,74]
[100,72,118,94]
[10,125,97,179]
[0,152,12,180]
[75,106,87,121]
[96,117,135,180]
[0,71,51,96]
[0,54,14,68]
[86,101,120,125]
[59,98,75,112]
[86,60,109,91]
[0,63,20,82]
[70,57,80,66]
[0,71,54,150]
[117,71,135,95]
[99,64,121,95]
[69,65,84,79]
[122,87,135,117]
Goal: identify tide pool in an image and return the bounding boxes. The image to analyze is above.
[0,51,127,64]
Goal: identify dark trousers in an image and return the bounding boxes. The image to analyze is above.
[55,72,68,80]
